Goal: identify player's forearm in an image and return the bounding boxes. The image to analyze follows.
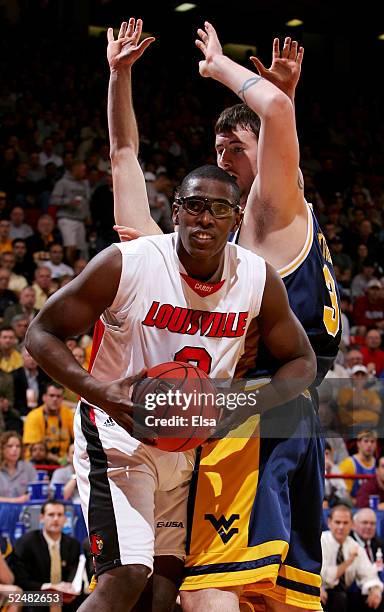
[108,67,139,157]
[25,326,105,407]
[210,55,293,120]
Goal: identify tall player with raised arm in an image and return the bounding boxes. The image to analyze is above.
[107,18,340,611]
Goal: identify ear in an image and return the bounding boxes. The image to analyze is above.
[172,203,180,226]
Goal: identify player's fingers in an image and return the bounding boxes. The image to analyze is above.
[126,17,135,38]
[297,46,304,65]
[272,37,280,58]
[289,40,298,60]
[134,18,143,43]
[249,56,266,76]
[195,40,206,53]
[204,20,215,33]
[282,36,291,58]
[107,27,114,43]
[197,27,207,41]
[136,37,156,56]
[118,21,128,39]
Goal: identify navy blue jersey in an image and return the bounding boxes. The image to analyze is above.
[239,203,341,385]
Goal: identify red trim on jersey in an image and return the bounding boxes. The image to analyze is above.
[89,406,96,426]
[88,319,105,373]
[180,273,225,297]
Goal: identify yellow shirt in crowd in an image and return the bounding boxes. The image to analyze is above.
[23,404,74,460]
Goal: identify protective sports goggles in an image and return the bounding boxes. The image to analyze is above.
[175,196,239,219]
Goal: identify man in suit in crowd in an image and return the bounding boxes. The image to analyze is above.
[12,347,49,416]
[11,500,81,610]
[352,508,384,564]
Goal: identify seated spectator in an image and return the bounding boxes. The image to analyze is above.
[38,137,63,168]
[339,429,377,499]
[0,251,28,295]
[354,281,384,335]
[10,314,29,350]
[0,326,22,373]
[321,504,383,611]
[12,239,36,283]
[329,236,353,284]
[3,285,37,326]
[324,442,350,508]
[361,329,384,377]
[29,441,59,469]
[12,347,49,416]
[356,456,384,509]
[26,213,62,265]
[352,508,384,563]
[42,243,74,280]
[11,500,80,609]
[0,368,14,408]
[0,268,18,322]
[345,348,365,375]
[23,382,74,464]
[0,220,13,255]
[50,444,80,503]
[337,365,382,430]
[0,431,36,503]
[31,266,54,310]
[9,206,33,240]
[351,259,378,301]
[0,395,23,435]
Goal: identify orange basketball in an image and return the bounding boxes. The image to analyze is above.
[131,361,219,451]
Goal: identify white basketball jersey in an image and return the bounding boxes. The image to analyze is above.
[90,234,266,381]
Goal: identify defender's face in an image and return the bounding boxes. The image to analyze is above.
[174,177,240,273]
[215,129,258,205]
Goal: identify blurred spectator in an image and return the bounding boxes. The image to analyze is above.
[321,504,383,611]
[356,456,384,510]
[23,382,74,464]
[339,429,377,499]
[354,281,384,334]
[0,267,18,321]
[0,192,11,218]
[0,220,13,255]
[10,314,29,350]
[361,329,384,377]
[0,394,23,435]
[351,259,379,300]
[0,368,14,407]
[38,137,63,168]
[340,295,352,347]
[26,214,61,265]
[337,366,382,430]
[50,444,80,503]
[0,543,20,612]
[345,349,364,375]
[42,243,74,280]
[324,442,350,508]
[31,266,54,310]
[12,347,49,416]
[0,431,36,503]
[29,441,59,468]
[27,151,44,183]
[329,236,353,284]
[11,500,80,609]
[12,239,36,283]
[0,251,28,295]
[146,172,174,233]
[0,327,22,373]
[352,508,384,562]
[9,206,33,240]
[89,170,118,248]
[50,160,91,265]
[3,285,37,326]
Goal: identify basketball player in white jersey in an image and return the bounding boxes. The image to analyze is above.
[25,161,316,612]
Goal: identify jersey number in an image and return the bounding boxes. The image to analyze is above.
[323,264,340,337]
[174,346,212,374]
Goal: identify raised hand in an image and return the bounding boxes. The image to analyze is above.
[107,18,155,71]
[195,21,223,78]
[249,37,304,101]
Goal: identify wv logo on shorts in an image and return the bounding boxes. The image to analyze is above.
[103,416,115,427]
[204,514,240,544]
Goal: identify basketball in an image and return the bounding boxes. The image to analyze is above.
[131,361,219,451]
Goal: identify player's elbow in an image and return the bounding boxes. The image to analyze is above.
[25,317,42,361]
[264,92,293,122]
[110,144,138,164]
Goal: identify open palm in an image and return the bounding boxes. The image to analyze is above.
[107,18,155,70]
[250,37,304,101]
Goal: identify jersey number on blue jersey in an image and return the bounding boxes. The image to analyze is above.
[322,264,340,337]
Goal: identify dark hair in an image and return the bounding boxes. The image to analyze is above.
[43,381,64,394]
[215,103,261,139]
[325,442,332,452]
[177,164,240,207]
[329,504,353,519]
[41,499,65,515]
